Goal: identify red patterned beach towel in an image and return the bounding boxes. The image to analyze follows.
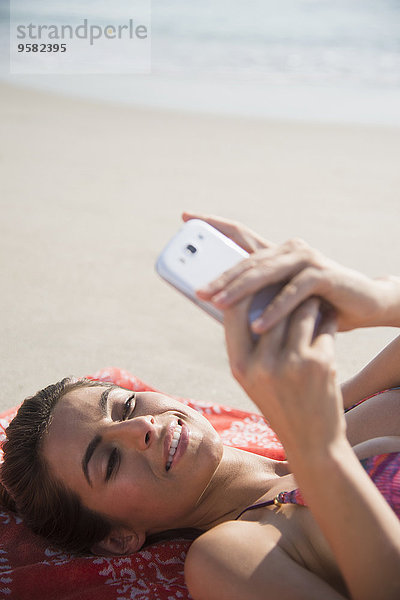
[0,368,285,599]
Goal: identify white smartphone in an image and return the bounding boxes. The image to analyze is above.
[155,219,285,328]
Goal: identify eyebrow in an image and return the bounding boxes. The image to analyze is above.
[81,387,114,486]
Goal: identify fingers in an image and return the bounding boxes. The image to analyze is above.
[197,250,273,301]
[181,211,273,253]
[182,211,237,234]
[312,307,338,360]
[285,298,321,352]
[196,257,256,300]
[211,263,277,306]
[198,246,292,302]
[201,251,318,311]
[281,298,337,377]
[223,296,255,382]
[224,294,289,386]
[224,292,338,413]
[251,267,322,334]
[316,307,338,337]
[254,313,288,363]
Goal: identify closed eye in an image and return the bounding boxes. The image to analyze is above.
[105,447,120,482]
[105,394,136,482]
[121,393,136,421]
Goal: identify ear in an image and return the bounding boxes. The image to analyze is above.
[91,527,146,556]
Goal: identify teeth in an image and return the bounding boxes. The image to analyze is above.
[166,424,182,471]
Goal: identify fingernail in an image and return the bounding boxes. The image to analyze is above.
[212,291,228,305]
[197,285,213,295]
[251,318,264,331]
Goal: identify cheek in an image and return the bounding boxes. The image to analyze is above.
[191,420,223,465]
[109,480,182,530]
[197,430,223,483]
[91,480,147,525]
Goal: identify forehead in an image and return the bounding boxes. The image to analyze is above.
[41,387,118,484]
[43,385,109,455]
[52,385,110,421]
[44,385,134,451]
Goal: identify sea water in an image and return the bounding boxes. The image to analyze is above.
[1,0,400,124]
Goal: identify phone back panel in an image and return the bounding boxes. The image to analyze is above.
[156,220,247,322]
[156,219,284,326]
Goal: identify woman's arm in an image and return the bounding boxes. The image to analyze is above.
[290,438,400,600]
[223,297,400,600]
[341,334,400,409]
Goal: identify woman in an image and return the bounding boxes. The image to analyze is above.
[1,213,400,600]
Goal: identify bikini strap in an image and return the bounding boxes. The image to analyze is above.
[235,497,279,520]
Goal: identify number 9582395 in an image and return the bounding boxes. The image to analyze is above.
[17,43,67,52]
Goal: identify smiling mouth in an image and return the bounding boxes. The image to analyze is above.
[166,422,182,471]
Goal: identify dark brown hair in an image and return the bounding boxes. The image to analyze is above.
[0,378,115,554]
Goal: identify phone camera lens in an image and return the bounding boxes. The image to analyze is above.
[186,244,197,254]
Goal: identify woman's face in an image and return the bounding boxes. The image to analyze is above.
[42,385,223,536]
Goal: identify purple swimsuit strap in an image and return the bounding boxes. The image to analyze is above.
[235,491,295,520]
[235,499,275,520]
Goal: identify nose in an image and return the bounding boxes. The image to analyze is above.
[103,415,157,451]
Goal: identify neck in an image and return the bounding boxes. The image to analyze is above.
[185,446,289,531]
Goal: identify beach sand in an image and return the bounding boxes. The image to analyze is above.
[1,82,399,413]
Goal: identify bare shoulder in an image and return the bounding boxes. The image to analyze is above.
[184,520,279,600]
[184,519,347,600]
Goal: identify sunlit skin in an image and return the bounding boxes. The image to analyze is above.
[40,382,400,595]
[42,386,287,546]
[37,212,400,597]
[41,381,400,597]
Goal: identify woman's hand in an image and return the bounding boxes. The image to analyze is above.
[224,297,400,600]
[224,295,346,458]
[184,213,399,332]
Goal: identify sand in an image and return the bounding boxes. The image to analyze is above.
[0,82,399,413]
